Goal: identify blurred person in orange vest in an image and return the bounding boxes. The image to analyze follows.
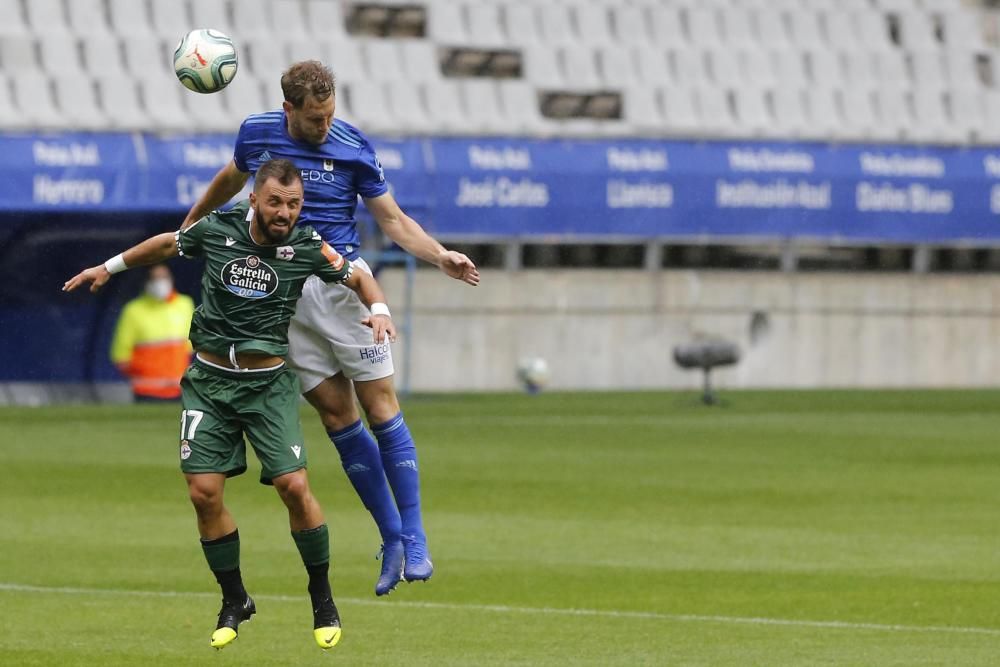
[110,264,195,402]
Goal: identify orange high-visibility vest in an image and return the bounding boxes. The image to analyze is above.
[110,292,195,399]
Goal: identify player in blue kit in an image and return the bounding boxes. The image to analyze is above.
[181,61,480,596]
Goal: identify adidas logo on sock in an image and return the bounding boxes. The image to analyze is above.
[345,463,370,475]
[395,460,418,471]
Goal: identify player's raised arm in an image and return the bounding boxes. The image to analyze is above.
[364,192,480,286]
[180,160,250,229]
[62,232,179,294]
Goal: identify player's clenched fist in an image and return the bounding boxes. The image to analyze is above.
[63,265,111,293]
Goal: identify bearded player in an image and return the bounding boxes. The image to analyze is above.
[180,61,479,596]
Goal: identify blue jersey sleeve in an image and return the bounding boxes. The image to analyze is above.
[356,139,389,199]
[233,119,252,173]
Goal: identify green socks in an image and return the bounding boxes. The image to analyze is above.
[201,530,246,601]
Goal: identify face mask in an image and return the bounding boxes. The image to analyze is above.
[145,278,173,301]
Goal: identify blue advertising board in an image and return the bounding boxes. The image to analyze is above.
[1,131,999,243]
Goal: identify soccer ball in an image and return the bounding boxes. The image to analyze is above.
[173,29,238,93]
[516,357,550,394]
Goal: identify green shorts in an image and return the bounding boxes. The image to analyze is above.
[178,358,307,485]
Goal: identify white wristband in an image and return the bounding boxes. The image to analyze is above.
[370,302,391,318]
[104,253,128,274]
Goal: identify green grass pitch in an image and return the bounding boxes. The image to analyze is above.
[1,390,999,666]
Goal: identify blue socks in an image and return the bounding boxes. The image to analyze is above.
[372,412,425,540]
[326,420,401,543]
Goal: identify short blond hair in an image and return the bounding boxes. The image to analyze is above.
[281,61,336,107]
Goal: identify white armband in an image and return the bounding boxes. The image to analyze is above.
[104,253,128,274]
[370,302,391,318]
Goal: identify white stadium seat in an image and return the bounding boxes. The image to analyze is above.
[876,51,912,91]
[271,0,310,42]
[121,35,171,76]
[842,51,879,91]
[523,45,565,89]
[940,11,985,52]
[720,8,758,49]
[53,74,111,130]
[422,79,467,134]
[24,0,71,35]
[37,33,84,75]
[633,48,673,86]
[244,39,289,89]
[461,79,507,134]
[138,75,192,132]
[286,37,330,66]
[108,0,154,37]
[732,87,772,137]
[574,5,615,46]
[81,34,126,79]
[622,85,665,135]
[686,8,724,48]
[97,79,147,130]
[384,81,434,134]
[303,0,348,39]
[0,33,40,73]
[10,72,65,128]
[66,0,113,37]
[398,40,443,83]
[802,87,842,141]
[363,39,404,83]
[0,0,30,36]
[741,49,778,89]
[670,48,709,87]
[596,47,642,88]
[754,10,791,50]
[223,73,268,122]
[426,1,468,45]
[855,10,894,52]
[707,48,744,88]
[328,39,367,81]
[188,0,232,36]
[612,6,652,45]
[648,6,688,48]
[659,87,701,137]
[873,88,913,141]
[504,2,543,47]
[231,0,276,41]
[787,10,825,50]
[696,86,734,137]
[183,83,238,132]
[911,89,964,144]
[979,91,1000,144]
[770,87,809,138]
[838,87,878,140]
[807,49,843,89]
[773,49,809,87]
[561,46,602,90]
[897,10,940,52]
[538,5,577,46]
[949,88,986,142]
[944,51,981,91]
[465,1,507,48]
[0,74,30,129]
[497,80,551,136]
[822,11,861,51]
[910,51,947,93]
[149,0,193,44]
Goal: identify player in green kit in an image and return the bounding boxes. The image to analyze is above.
[63,160,395,652]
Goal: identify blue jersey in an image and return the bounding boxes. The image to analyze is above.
[233,112,388,260]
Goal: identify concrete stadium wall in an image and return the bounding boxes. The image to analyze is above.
[379,269,1000,391]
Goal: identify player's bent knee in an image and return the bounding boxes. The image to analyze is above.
[187,477,224,515]
[273,469,311,502]
[355,377,401,424]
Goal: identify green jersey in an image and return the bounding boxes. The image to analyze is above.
[174,200,352,358]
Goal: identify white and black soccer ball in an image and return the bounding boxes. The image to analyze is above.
[516,357,550,393]
[173,29,238,94]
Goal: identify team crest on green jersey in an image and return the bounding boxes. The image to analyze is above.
[222,255,278,299]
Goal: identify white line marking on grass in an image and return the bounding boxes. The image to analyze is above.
[2,582,999,637]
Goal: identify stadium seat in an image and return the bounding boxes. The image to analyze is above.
[0,33,40,74]
[974,90,1000,143]
[561,46,602,89]
[911,89,964,144]
[65,0,113,37]
[345,81,397,135]
[573,4,616,46]
[754,9,791,50]
[149,0,193,45]
[503,2,543,47]
[669,48,709,87]
[38,33,85,75]
[876,51,912,91]
[633,47,673,86]
[363,39,405,83]
[286,36,330,65]
[622,85,665,135]
[538,5,578,46]
[81,34,126,80]
[769,87,809,138]
[398,40,443,83]
[919,0,964,10]
[0,0,30,36]
[898,11,940,52]
[807,49,843,88]
[384,81,434,134]
[465,1,507,48]
[658,86,700,138]
[523,45,565,89]
[772,49,809,87]
[720,8,758,49]
[426,1,468,45]
[696,86,735,137]
[10,72,64,128]
[329,39,368,81]
[108,0,154,37]
[940,11,985,52]
[97,80,147,130]
[741,49,778,88]
[648,6,688,48]
[822,11,861,51]
[686,7,725,48]
[944,51,981,91]
[24,0,71,35]
[52,75,111,130]
[874,0,916,11]
[842,51,878,91]
[708,48,744,88]
[121,35,171,76]
[187,0,233,36]
[596,46,642,88]
[731,87,772,137]
[138,75,193,132]
[244,39,289,89]
[838,87,878,140]
[303,0,348,39]
[612,6,652,45]
[224,73,268,121]
[802,87,842,141]
[0,75,30,129]
[855,10,894,52]
[787,9,824,50]
[183,84,237,131]
[271,0,310,42]
[497,80,551,136]
[461,79,508,134]
[910,50,947,93]
[422,79,468,135]
[873,88,913,141]
[231,0,276,42]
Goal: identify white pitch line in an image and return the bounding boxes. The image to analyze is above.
[1,582,999,638]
